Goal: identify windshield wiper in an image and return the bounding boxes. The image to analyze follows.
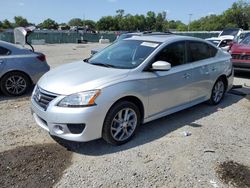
[92,63,116,68]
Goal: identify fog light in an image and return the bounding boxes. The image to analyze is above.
[54,125,64,134]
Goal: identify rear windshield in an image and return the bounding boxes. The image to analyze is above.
[220,29,239,37]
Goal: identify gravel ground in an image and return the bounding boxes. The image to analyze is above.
[0,43,250,188]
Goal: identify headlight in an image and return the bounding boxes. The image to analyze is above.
[57,90,101,107]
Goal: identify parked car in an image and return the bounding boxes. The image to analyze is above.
[0,40,50,96]
[31,35,233,145]
[206,28,243,51]
[230,35,250,72]
[91,31,173,55]
[206,36,233,51]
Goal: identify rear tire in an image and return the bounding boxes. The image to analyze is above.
[102,101,141,145]
[208,78,226,105]
[0,72,31,96]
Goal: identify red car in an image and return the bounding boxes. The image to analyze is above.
[230,35,250,71]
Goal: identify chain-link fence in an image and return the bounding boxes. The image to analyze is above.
[0,31,220,44]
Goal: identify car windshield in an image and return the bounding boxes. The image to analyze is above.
[240,36,250,45]
[220,29,239,37]
[88,40,160,69]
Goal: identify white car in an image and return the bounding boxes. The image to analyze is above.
[206,28,243,51]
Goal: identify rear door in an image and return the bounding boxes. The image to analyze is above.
[0,46,11,73]
[187,41,218,101]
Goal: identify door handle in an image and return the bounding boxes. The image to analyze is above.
[183,73,191,79]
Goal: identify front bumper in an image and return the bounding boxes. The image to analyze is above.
[232,61,250,72]
[31,94,107,142]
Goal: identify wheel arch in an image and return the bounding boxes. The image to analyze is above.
[216,74,228,91]
[107,95,145,123]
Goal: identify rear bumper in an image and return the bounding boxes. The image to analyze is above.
[30,63,50,84]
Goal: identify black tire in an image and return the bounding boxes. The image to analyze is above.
[102,101,141,145]
[208,78,226,105]
[0,72,31,96]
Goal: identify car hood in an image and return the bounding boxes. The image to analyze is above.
[38,61,130,95]
[231,43,250,54]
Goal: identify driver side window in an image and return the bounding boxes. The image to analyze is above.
[154,41,186,67]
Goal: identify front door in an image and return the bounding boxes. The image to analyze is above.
[146,41,193,118]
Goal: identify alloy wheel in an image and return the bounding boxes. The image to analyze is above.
[5,75,27,95]
[110,108,137,142]
[212,80,225,103]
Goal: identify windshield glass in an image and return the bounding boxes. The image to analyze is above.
[220,29,239,37]
[240,36,250,45]
[88,40,160,69]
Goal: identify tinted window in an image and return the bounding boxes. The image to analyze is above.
[0,47,11,56]
[154,42,186,67]
[188,41,217,62]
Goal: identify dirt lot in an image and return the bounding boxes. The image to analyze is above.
[0,43,250,188]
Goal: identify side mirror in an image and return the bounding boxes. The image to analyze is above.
[151,61,171,71]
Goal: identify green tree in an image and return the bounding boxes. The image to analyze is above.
[38,19,58,29]
[97,16,118,31]
[146,11,156,30]
[155,12,167,31]
[83,20,96,29]
[2,19,13,29]
[14,16,29,27]
[68,18,83,26]
[223,1,249,29]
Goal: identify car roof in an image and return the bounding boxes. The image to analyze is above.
[126,35,203,43]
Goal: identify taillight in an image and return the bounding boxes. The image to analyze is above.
[37,54,46,62]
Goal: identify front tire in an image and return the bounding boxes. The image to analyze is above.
[0,72,31,96]
[208,78,226,105]
[102,101,141,145]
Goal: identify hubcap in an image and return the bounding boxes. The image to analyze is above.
[5,76,27,95]
[111,108,137,142]
[213,81,224,103]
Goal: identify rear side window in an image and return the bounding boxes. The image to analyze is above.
[188,41,217,63]
[0,47,11,56]
[154,41,186,67]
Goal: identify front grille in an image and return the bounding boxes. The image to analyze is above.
[231,54,250,60]
[33,87,57,110]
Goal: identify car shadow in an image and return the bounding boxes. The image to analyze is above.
[0,85,34,102]
[234,71,250,79]
[52,92,246,156]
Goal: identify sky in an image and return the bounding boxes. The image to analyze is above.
[0,0,239,24]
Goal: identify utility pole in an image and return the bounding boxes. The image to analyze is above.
[188,13,193,32]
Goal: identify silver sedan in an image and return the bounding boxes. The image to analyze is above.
[31,35,233,145]
[0,40,50,96]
